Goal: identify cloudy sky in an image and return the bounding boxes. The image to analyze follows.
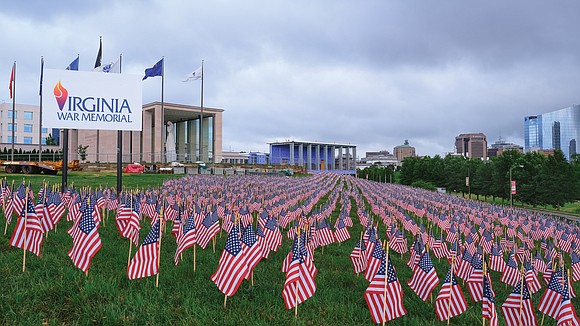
[2,1,580,158]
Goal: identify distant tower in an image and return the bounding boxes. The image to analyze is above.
[454,133,487,160]
[393,140,416,163]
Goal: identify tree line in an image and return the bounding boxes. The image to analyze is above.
[396,150,579,208]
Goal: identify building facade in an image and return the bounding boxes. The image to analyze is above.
[524,105,579,160]
[487,137,523,157]
[269,140,356,174]
[1,102,223,164]
[0,103,53,146]
[393,140,416,163]
[359,150,398,168]
[455,133,487,160]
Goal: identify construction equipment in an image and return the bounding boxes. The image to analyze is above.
[1,160,81,175]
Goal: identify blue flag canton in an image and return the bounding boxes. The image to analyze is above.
[471,253,483,270]
[547,269,564,294]
[418,251,434,273]
[290,236,303,263]
[225,224,242,256]
[143,221,160,246]
[483,274,494,302]
[202,213,214,229]
[183,214,196,234]
[506,253,518,269]
[241,225,257,247]
[512,280,531,300]
[265,217,278,231]
[80,200,96,235]
[336,218,346,229]
[386,256,398,283]
[444,266,459,286]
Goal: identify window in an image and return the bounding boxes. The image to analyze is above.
[41,138,46,145]
[23,137,33,144]
[41,128,48,133]
[24,111,33,120]
[8,123,16,132]
[24,124,33,132]
[7,111,17,119]
[7,136,16,143]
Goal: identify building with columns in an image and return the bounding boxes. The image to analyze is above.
[71,102,223,163]
[268,140,356,174]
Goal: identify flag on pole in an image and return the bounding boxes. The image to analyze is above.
[557,270,580,325]
[501,276,537,326]
[210,224,250,297]
[183,66,202,82]
[538,269,564,319]
[94,60,120,73]
[174,213,196,265]
[482,273,498,326]
[434,264,468,321]
[9,63,14,99]
[67,197,102,272]
[364,252,406,324]
[281,232,316,310]
[408,250,439,302]
[127,220,160,280]
[66,57,79,71]
[94,37,102,69]
[143,59,163,80]
[9,196,44,257]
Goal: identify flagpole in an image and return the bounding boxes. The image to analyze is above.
[39,57,44,161]
[199,60,204,162]
[117,54,123,195]
[22,184,29,273]
[447,257,454,325]
[11,61,16,162]
[156,198,165,288]
[161,57,165,164]
[95,37,102,162]
[518,268,524,326]
[382,240,389,326]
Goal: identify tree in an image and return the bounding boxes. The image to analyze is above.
[45,134,56,146]
[77,145,89,161]
[539,150,575,209]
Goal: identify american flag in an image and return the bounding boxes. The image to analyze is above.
[333,218,350,243]
[349,238,367,274]
[501,277,537,326]
[281,232,316,310]
[533,250,547,275]
[2,184,14,225]
[67,197,102,272]
[456,248,473,281]
[12,183,27,218]
[572,251,580,282]
[241,224,262,275]
[210,224,250,297]
[196,211,220,249]
[434,264,468,321]
[174,212,196,266]
[408,250,439,302]
[364,239,385,282]
[538,269,564,319]
[466,250,483,302]
[557,270,580,326]
[364,253,406,324]
[127,220,160,280]
[261,216,282,255]
[501,252,520,287]
[482,273,498,326]
[315,218,335,247]
[46,190,65,226]
[35,186,54,233]
[9,195,44,256]
[121,196,141,246]
[524,260,542,294]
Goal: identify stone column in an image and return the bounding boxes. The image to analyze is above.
[346,147,351,170]
[352,147,357,171]
[154,105,163,162]
[316,144,321,170]
[289,143,294,165]
[338,147,343,170]
[177,121,186,162]
[187,120,198,162]
[201,116,210,162]
[307,144,312,171]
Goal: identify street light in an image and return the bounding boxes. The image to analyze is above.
[509,164,524,207]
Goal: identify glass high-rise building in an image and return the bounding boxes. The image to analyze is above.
[524,105,580,160]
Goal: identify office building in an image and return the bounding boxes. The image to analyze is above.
[393,140,416,163]
[455,133,487,160]
[524,105,579,160]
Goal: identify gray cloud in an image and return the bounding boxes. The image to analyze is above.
[2,1,580,158]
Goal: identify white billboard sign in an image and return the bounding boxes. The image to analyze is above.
[42,69,142,131]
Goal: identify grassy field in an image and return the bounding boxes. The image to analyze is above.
[0,172,574,324]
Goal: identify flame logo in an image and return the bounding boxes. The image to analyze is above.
[53,81,68,110]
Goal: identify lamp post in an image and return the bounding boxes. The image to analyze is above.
[509,164,524,207]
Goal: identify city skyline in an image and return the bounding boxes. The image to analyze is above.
[3,2,580,158]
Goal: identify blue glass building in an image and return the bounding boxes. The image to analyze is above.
[524,105,580,160]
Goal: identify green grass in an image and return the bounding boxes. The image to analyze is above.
[0,173,574,324]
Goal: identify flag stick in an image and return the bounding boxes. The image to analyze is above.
[156,201,165,288]
[518,269,524,326]
[447,257,455,325]
[127,240,133,267]
[193,244,197,272]
[22,185,29,273]
[382,240,389,326]
[213,236,216,253]
[251,271,254,286]
[295,227,301,318]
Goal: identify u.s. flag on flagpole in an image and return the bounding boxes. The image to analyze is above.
[364,252,406,324]
[67,198,102,272]
[211,224,249,297]
[127,220,160,280]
